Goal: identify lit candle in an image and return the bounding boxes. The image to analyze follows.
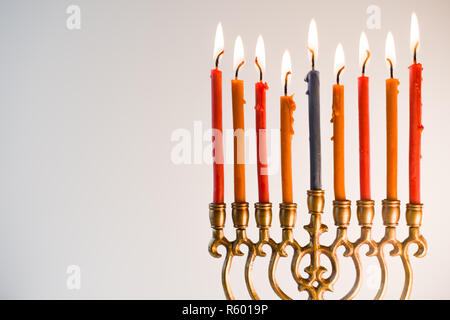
[254,35,270,203]
[331,44,346,201]
[211,23,224,203]
[280,50,296,203]
[231,36,246,203]
[385,32,399,200]
[358,32,371,200]
[305,19,322,190]
[409,13,423,205]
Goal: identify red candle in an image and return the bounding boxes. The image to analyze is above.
[358,32,371,200]
[254,36,269,203]
[211,23,224,203]
[409,13,423,204]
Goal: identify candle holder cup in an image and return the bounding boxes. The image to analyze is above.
[208,193,427,300]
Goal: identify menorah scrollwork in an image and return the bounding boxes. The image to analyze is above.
[208,191,427,300]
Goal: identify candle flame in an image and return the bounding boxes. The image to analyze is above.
[307,19,318,67]
[255,35,266,74]
[410,13,420,60]
[213,22,224,64]
[281,50,292,88]
[333,43,345,78]
[359,32,370,70]
[385,31,396,70]
[233,36,245,75]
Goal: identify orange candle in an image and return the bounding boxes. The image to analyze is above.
[331,44,346,201]
[231,36,246,203]
[280,51,296,203]
[385,32,399,200]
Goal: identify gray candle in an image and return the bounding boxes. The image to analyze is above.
[305,70,321,190]
[305,19,321,190]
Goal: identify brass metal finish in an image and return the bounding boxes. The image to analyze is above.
[208,194,427,300]
[292,191,341,300]
[401,203,427,300]
[255,202,272,228]
[232,202,249,229]
[307,189,324,213]
[356,200,375,226]
[333,200,351,227]
[381,199,400,226]
[279,202,297,229]
[405,203,423,227]
[269,202,299,300]
[343,199,377,299]
[209,203,226,229]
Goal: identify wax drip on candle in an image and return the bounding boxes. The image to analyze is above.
[289,98,296,134]
[281,96,296,135]
[255,84,269,112]
[415,64,424,157]
[255,82,268,112]
[255,57,269,110]
[331,100,340,124]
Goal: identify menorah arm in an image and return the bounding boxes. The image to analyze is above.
[268,202,299,300]
[208,203,235,299]
[253,203,287,300]
[374,200,402,300]
[400,203,427,300]
[269,245,294,300]
[340,200,377,300]
[343,226,377,300]
[243,243,259,299]
[327,199,358,300]
[328,227,353,299]
[292,191,339,300]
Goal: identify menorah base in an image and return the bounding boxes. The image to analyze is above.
[208,191,427,300]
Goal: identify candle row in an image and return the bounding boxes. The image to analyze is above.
[210,14,423,207]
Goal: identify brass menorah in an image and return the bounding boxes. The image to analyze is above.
[208,191,427,300]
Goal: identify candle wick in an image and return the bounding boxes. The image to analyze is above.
[308,48,315,70]
[284,71,291,96]
[215,50,224,69]
[362,50,370,75]
[235,61,245,80]
[255,57,263,81]
[336,66,344,85]
[387,58,394,79]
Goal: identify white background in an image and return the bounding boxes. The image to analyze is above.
[0,0,449,299]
